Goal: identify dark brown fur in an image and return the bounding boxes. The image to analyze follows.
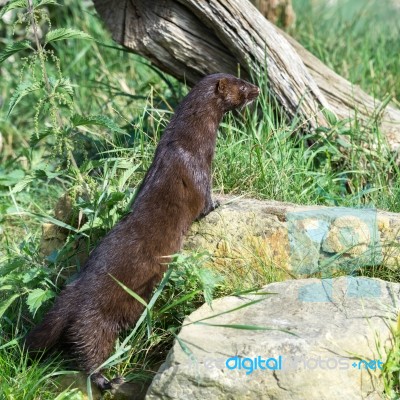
[25,73,260,390]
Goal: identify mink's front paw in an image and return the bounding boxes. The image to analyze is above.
[196,198,221,221]
[210,199,220,212]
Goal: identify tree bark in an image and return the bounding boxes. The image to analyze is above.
[93,0,400,151]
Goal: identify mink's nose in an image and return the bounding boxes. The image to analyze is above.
[252,86,260,97]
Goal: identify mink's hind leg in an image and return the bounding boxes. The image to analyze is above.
[91,373,112,391]
[91,373,124,391]
[70,314,123,391]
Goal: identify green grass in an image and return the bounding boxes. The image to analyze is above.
[291,0,400,104]
[382,314,400,399]
[0,336,81,399]
[1,0,400,398]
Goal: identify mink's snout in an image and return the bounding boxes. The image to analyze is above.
[247,85,260,100]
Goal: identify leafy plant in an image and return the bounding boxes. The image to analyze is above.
[0,0,125,170]
[0,235,57,321]
[381,313,400,399]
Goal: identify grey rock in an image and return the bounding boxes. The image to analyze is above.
[185,197,398,276]
[146,277,399,400]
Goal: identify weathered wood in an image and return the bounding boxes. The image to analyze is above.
[93,0,400,151]
[94,0,329,127]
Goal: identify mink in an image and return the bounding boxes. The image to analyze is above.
[25,73,260,390]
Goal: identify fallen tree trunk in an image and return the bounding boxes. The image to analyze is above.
[93,0,400,151]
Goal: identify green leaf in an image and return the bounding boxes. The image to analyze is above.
[11,175,34,193]
[336,138,352,148]
[45,28,92,45]
[34,0,58,8]
[0,40,32,64]
[7,80,42,117]
[79,216,103,232]
[173,333,195,358]
[0,0,27,18]
[194,322,296,335]
[109,275,148,307]
[31,212,84,233]
[0,339,19,350]
[0,169,25,187]
[7,210,86,235]
[322,109,338,125]
[118,165,140,191]
[29,128,54,147]
[11,167,61,193]
[158,290,201,314]
[53,388,82,400]
[22,268,42,283]
[0,258,25,278]
[34,167,63,180]
[50,77,74,96]
[183,298,267,327]
[71,114,126,134]
[197,268,222,306]
[26,288,55,316]
[0,293,21,319]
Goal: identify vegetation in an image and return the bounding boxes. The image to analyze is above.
[0,0,399,398]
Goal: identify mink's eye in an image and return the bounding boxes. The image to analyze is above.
[240,85,245,92]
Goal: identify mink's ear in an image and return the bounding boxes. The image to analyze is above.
[217,78,228,94]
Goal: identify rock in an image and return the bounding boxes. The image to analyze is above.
[185,197,399,277]
[322,215,371,255]
[39,223,68,258]
[40,196,400,275]
[39,192,89,263]
[285,206,382,275]
[111,381,151,400]
[185,198,291,286]
[146,276,399,400]
[54,193,76,225]
[287,217,322,274]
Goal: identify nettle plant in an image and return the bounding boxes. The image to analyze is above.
[0,0,127,322]
[0,0,125,174]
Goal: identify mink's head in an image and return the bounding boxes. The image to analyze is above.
[212,74,260,112]
[178,74,260,118]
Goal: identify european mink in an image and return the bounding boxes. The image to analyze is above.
[25,73,260,390]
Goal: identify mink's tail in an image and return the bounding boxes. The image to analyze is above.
[24,287,74,354]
